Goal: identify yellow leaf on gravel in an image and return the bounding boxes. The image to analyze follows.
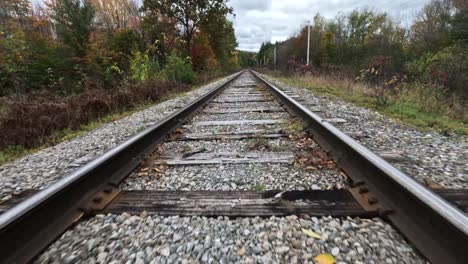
[314,253,335,264]
[302,228,322,239]
[238,246,246,256]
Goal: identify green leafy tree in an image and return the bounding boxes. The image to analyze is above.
[257,42,274,65]
[48,0,95,57]
[200,16,237,70]
[129,50,159,81]
[140,2,179,64]
[161,52,196,84]
[238,50,256,67]
[451,2,468,42]
[407,43,468,100]
[409,0,455,56]
[142,0,232,54]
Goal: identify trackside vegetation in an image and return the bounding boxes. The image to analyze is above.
[256,0,467,135]
[0,0,244,162]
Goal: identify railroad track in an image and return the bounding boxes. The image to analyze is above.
[0,70,467,263]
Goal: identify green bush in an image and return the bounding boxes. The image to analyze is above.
[161,53,196,84]
[407,43,468,100]
[129,50,160,81]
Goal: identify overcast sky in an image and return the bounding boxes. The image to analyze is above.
[228,0,432,52]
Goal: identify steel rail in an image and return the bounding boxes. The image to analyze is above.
[251,70,468,264]
[0,71,243,264]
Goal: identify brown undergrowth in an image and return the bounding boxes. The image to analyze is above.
[0,79,189,149]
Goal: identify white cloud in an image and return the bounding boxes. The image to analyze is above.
[228,0,431,52]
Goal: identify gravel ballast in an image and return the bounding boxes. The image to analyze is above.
[259,73,467,189]
[123,163,345,191]
[37,213,424,264]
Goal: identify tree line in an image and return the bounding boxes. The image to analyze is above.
[258,0,467,101]
[0,0,240,96]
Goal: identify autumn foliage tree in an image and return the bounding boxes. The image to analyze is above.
[142,0,233,54]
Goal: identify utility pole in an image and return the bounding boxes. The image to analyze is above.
[274,46,276,69]
[264,54,266,66]
[306,20,310,65]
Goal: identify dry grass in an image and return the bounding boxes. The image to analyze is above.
[299,74,368,93]
[268,71,467,135]
[292,73,466,121]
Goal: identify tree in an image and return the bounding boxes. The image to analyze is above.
[191,31,217,71]
[451,2,468,42]
[142,0,232,53]
[409,0,455,55]
[257,41,274,65]
[91,0,140,32]
[201,15,237,70]
[47,0,95,57]
[0,0,30,26]
[238,50,256,67]
[140,1,179,64]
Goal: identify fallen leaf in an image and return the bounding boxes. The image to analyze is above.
[238,246,245,256]
[140,167,150,172]
[302,228,322,239]
[314,253,335,264]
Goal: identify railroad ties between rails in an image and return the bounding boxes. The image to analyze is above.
[0,70,467,263]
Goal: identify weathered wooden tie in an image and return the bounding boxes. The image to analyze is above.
[191,119,287,126]
[1,189,467,216]
[209,102,280,109]
[178,132,288,141]
[212,98,273,103]
[154,151,295,165]
[102,190,376,217]
[202,107,284,114]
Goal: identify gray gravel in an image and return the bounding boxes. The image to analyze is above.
[0,73,239,201]
[36,213,424,264]
[259,73,467,189]
[123,163,345,191]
